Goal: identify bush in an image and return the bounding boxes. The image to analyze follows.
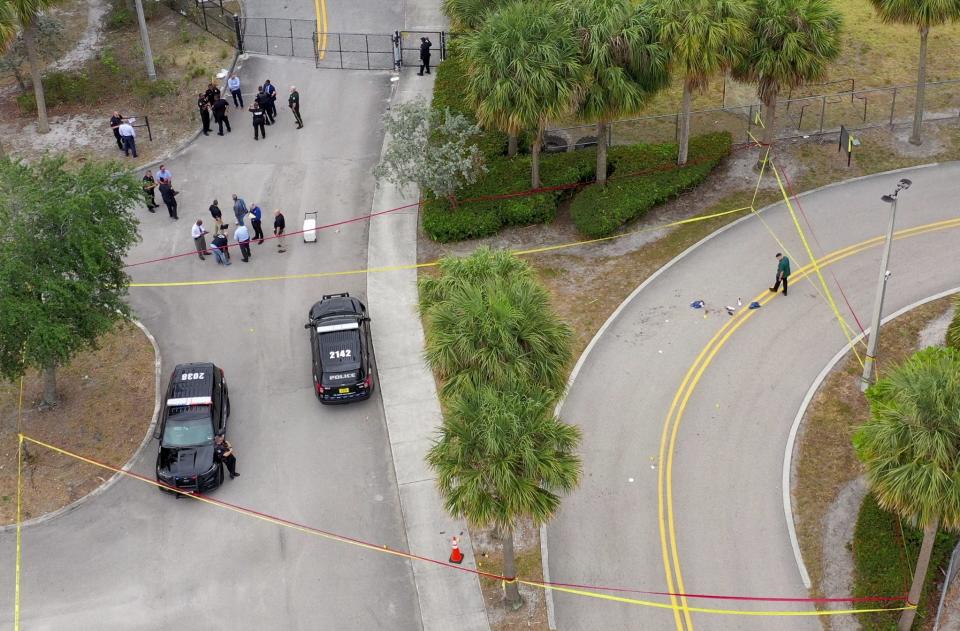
[133,78,178,101]
[853,493,957,630]
[946,298,960,350]
[421,199,501,242]
[570,132,732,238]
[106,5,133,30]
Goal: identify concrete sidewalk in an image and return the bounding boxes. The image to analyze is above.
[366,66,490,631]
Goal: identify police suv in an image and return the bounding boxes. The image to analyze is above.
[304,293,374,403]
[154,362,231,494]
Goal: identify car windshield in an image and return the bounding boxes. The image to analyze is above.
[162,417,214,447]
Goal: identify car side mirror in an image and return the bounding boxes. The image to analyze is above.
[363,317,371,322]
[304,323,312,329]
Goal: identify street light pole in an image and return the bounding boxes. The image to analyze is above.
[134,0,157,81]
[860,179,912,392]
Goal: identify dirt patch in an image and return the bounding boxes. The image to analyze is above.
[0,321,156,526]
[791,296,953,629]
[821,476,869,630]
[1,1,236,166]
[471,520,549,631]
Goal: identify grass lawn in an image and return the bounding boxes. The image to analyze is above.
[853,494,958,630]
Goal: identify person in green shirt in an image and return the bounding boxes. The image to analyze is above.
[770,252,791,296]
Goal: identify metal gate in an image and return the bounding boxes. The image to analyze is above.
[315,31,447,70]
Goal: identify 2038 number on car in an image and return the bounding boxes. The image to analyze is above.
[304,292,375,404]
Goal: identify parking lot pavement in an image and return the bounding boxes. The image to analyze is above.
[0,54,422,630]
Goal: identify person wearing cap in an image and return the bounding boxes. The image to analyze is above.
[769,252,791,296]
[214,434,239,479]
[288,86,303,129]
[273,209,286,253]
[210,231,231,265]
[118,118,137,158]
[418,37,432,76]
[191,219,209,260]
[141,170,159,212]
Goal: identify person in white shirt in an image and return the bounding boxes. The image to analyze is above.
[228,73,242,108]
[118,118,137,158]
[234,223,251,262]
[191,219,209,260]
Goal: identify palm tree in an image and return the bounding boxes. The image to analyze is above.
[461,0,583,187]
[868,0,960,146]
[419,247,572,399]
[733,0,842,167]
[9,0,64,134]
[854,347,960,631]
[442,0,510,31]
[427,383,582,608]
[655,0,750,165]
[560,0,669,184]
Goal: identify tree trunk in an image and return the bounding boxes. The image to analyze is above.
[910,27,929,146]
[678,82,693,166]
[507,132,518,157]
[757,93,777,170]
[898,518,939,631]
[502,527,522,609]
[134,0,157,80]
[531,123,544,190]
[23,22,50,135]
[42,364,58,407]
[596,120,609,185]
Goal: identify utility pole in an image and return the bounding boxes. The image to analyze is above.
[134,0,157,81]
[860,178,912,392]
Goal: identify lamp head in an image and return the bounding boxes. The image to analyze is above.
[898,178,912,189]
[880,194,896,203]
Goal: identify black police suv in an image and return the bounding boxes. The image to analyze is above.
[305,293,374,403]
[154,362,231,494]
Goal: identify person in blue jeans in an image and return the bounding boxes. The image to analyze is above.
[211,232,231,265]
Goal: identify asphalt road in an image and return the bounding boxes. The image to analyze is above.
[0,5,425,629]
[547,162,960,630]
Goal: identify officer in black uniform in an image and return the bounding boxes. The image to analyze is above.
[255,87,273,125]
[204,82,220,107]
[288,86,302,129]
[211,96,231,135]
[418,37,432,76]
[249,102,267,140]
[263,79,278,121]
[197,92,211,136]
[214,434,239,479]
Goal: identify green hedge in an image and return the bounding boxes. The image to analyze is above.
[946,298,960,350]
[853,493,957,630]
[570,132,732,238]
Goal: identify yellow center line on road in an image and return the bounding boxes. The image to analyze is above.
[659,216,960,629]
[315,0,328,59]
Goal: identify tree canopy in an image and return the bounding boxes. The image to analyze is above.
[0,156,142,403]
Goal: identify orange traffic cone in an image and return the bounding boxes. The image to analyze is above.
[449,536,464,564]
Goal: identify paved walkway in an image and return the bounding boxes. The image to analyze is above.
[547,162,960,630]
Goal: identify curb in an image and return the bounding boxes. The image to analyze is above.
[541,160,948,626]
[782,286,960,589]
[1,318,162,533]
[136,50,243,174]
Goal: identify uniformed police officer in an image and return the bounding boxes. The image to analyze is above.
[214,434,239,479]
[288,86,302,129]
[255,87,272,126]
[197,92,211,136]
[249,101,266,140]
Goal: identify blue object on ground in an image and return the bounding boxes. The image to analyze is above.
[690,300,705,309]
[749,301,761,309]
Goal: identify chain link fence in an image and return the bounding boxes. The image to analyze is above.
[547,79,960,151]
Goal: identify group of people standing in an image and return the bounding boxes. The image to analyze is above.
[191,196,288,266]
[141,165,178,219]
[197,73,302,141]
[109,112,139,158]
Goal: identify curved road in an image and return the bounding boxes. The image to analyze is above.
[548,162,960,630]
[0,0,435,627]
